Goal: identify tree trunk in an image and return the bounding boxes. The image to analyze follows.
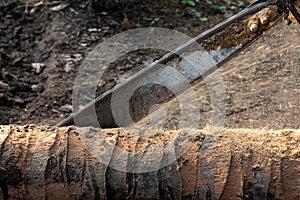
[0,125,299,199]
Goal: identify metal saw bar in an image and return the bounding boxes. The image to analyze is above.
[56,0,288,128]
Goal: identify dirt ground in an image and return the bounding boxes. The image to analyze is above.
[0,0,299,130]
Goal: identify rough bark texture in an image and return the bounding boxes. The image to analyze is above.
[0,125,300,199]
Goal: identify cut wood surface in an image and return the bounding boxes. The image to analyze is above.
[0,125,300,199]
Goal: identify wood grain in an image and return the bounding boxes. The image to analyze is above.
[0,125,300,199]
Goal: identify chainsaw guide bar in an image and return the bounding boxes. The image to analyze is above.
[57,0,299,128]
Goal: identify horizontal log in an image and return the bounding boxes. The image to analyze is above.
[0,125,299,199]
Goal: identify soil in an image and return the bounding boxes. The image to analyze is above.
[1,0,300,130]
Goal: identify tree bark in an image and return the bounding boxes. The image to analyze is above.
[0,125,299,199]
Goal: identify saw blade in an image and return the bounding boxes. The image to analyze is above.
[56,0,286,128]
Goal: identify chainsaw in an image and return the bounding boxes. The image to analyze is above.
[56,0,300,128]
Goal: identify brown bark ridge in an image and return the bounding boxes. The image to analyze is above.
[0,125,300,200]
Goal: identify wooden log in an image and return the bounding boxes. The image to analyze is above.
[0,125,300,199]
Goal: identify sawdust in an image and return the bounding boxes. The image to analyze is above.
[202,6,279,51]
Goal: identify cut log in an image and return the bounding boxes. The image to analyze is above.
[0,125,300,199]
